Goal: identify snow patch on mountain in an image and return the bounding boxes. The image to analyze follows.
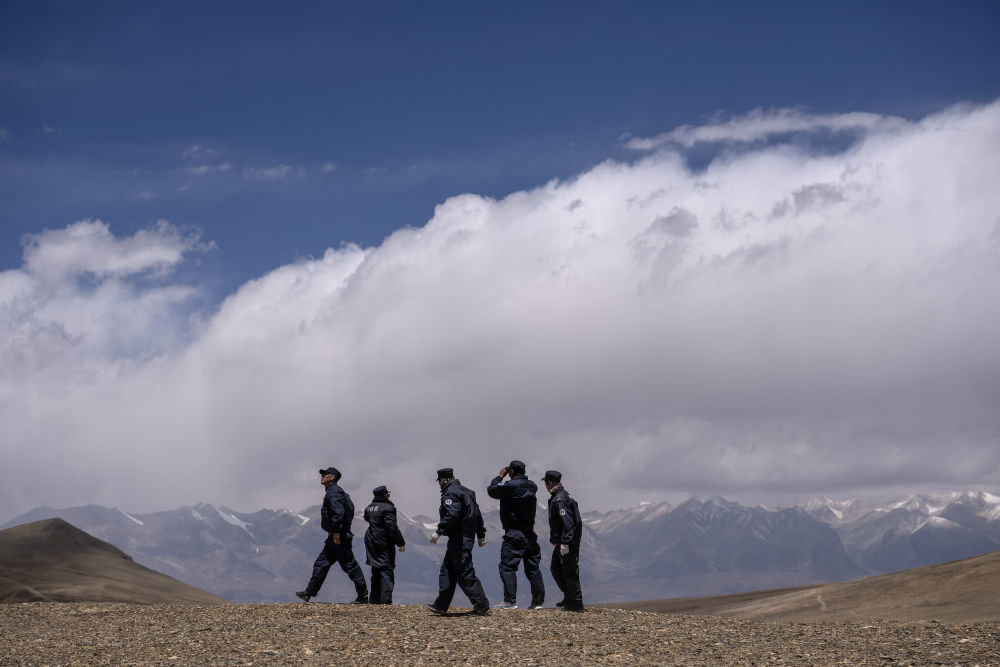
[119,509,144,526]
[922,516,961,530]
[216,506,256,539]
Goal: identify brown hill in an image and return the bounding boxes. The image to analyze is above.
[603,550,1000,623]
[0,518,227,605]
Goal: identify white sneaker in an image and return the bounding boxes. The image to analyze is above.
[527,603,544,610]
[495,602,518,610]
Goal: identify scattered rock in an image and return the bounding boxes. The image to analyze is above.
[0,602,997,665]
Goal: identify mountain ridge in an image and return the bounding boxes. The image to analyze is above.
[3,491,998,605]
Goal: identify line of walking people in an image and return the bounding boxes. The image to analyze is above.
[295,461,584,615]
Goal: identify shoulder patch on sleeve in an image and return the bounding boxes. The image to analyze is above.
[559,508,566,516]
[444,498,453,506]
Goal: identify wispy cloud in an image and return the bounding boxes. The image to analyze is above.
[243,164,299,181]
[182,144,217,159]
[133,191,157,200]
[183,162,232,175]
[626,108,908,150]
[41,123,58,135]
[319,162,338,173]
[0,128,9,143]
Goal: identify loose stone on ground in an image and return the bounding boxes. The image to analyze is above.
[1,602,998,665]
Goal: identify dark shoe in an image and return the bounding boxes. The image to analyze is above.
[426,603,447,615]
[295,591,312,602]
[555,599,565,607]
[470,606,491,616]
[562,605,585,613]
[350,597,368,604]
[527,603,544,610]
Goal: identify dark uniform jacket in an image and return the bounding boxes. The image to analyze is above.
[547,487,583,546]
[320,481,355,538]
[437,479,486,540]
[487,474,538,533]
[363,497,406,569]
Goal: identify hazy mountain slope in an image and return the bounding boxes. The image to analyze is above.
[607,550,1000,623]
[0,519,227,604]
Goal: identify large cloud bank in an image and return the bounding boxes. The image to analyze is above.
[2,103,999,518]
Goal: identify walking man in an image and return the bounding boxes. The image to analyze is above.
[426,467,490,615]
[487,460,545,609]
[363,485,406,604]
[543,470,584,612]
[296,467,369,604]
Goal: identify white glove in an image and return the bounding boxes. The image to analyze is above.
[478,537,487,547]
[399,545,406,553]
[429,532,440,544]
[560,544,570,556]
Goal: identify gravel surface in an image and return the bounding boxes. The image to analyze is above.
[2,602,999,665]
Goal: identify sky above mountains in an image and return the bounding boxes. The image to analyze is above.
[1,2,999,522]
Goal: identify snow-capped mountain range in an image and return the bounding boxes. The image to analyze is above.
[3,491,998,604]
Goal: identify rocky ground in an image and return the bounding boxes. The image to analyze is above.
[1,602,999,665]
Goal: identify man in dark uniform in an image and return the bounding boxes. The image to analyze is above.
[426,467,491,616]
[543,470,584,612]
[363,485,406,604]
[296,467,369,603]
[487,460,545,609]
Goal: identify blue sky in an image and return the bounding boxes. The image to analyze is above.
[3,1,998,295]
[2,2,999,519]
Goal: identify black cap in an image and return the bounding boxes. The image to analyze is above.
[319,467,341,480]
[372,485,389,497]
[542,470,562,483]
[436,467,454,480]
[508,460,526,473]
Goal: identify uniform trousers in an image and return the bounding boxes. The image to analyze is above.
[499,529,545,605]
[305,536,368,599]
[550,542,583,610]
[369,566,395,604]
[432,536,489,611]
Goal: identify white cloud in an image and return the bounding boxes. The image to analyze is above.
[41,122,58,134]
[0,219,212,415]
[243,164,295,181]
[625,108,908,150]
[20,219,209,281]
[319,162,338,173]
[2,102,999,520]
[184,162,232,175]
[182,144,217,159]
[133,191,157,200]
